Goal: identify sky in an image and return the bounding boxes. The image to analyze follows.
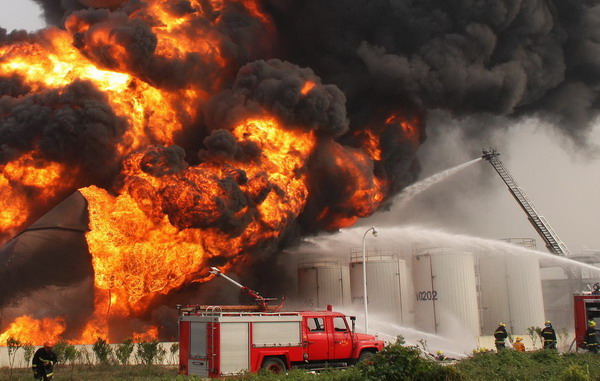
[2,1,600,256]
[0,0,45,31]
[360,118,600,256]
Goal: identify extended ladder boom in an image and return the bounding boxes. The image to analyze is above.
[482,148,571,256]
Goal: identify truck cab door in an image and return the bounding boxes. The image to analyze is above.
[332,317,353,359]
[304,317,329,361]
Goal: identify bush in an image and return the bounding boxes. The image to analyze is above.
[529,348,561,364]
[115,339,135,365]
[22,342,35,366]
[457,349,600,380]
[136,340,165,365]
[53,340,70,363]
[6,337,21,380]
[560,365,591,381]
[63,343,79,363]
[169,342,179,365]
[63,344,80,379]
[92,337,113,365]
[357,342,463,381]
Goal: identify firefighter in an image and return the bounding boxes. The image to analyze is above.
[513,336,525,352]
[436,350,448,361]
[32,341,57,380]
[494,322,508,351]
[584,320,598,353]
[541,320,557,349]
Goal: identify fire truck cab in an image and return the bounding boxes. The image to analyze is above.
[178,306,384,377]
[574,292,600,349]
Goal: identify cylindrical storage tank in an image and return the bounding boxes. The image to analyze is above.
[297,259,350,310]
[479,253,545,335]
[349,253,411,325]
[413,248,480,337]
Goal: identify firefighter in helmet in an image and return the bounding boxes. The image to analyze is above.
[541,320,557,349]
[494,322,508,351]
[513,336,525,352]
[436,350,448,361]
[32,341,57,380]
[584,320,598,353]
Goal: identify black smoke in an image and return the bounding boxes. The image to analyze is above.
[202,59,349,138]
[0,80,126,182]
[30,0,600,141]
[261,0,600,142]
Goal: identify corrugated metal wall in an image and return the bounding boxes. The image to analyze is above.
[297,261,350,309]
[349,255,409,325]
[413,249,480,337]
[479,255,545,335]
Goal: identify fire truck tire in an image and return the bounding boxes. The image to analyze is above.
[261,357,287,373]
[358,350,376,362]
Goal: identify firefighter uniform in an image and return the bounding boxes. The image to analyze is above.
[32,342,57,381]
[585,321,598,353]
[494,323,508,351]
[513,337,525,352]
[541,321,557,349]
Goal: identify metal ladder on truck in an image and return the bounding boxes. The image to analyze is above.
[481,148,572,257]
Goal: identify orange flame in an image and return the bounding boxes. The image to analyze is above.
[0,0,421,345]
[326,144,386,229]
[358,129,383,161]
[0,152,74,243]
[300,81,316,95]
[71,117,316,334]
[386,113,420,144]
[0,316,65,346]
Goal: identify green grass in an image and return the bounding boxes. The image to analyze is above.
[456,350,600,381]
[4,347,600,380]
[0,364,198,381]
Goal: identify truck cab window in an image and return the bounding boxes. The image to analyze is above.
[307,317,325,332]
[333,317,348,332]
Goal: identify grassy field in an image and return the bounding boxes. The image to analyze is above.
[0,364,194,381]
[3,346,600,380]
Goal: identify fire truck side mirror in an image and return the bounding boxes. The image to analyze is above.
[350,316,356,332]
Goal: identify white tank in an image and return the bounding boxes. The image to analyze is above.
[412,248,480,337]
[349,252,413,325]
[297,259,350,309]
[479,245,545,335]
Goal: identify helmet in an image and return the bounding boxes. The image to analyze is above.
[516,336,523,341]
[437,350,443,355]
[499,322,506,327]
[43,341,54,348]
[472,348,479,354]
[545,320,552,325]
[589,320,597,327]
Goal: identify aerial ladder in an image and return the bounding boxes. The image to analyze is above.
[481,148,572,257]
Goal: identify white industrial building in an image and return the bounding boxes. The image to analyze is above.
[296,238,549,341]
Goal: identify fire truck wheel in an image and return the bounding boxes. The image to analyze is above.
[261,357,287,373]
[359,350,376,362]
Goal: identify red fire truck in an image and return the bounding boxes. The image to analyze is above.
[177,305,384,377]
[574,291,600,349]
